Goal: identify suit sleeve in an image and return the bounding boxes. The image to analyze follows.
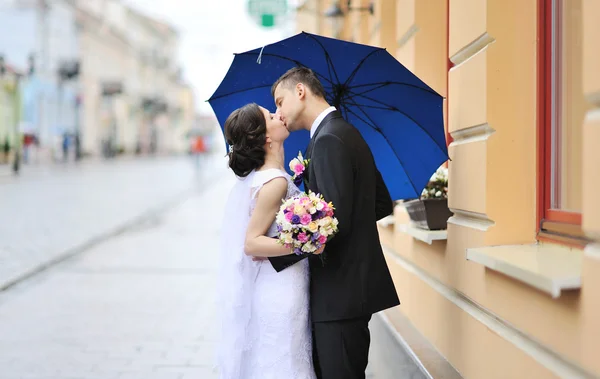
[311,133,354,243]
[268,252,308,273]
[375,168,394,220]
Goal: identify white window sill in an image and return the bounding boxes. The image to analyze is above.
[466,244,583,298]
[397,224,448,245]
[377,215,396,227]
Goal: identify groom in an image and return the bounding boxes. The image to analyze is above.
[269,67,400,379]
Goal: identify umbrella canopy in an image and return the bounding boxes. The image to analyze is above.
[208,32,448,200]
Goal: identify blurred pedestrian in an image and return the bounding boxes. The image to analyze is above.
[2,136,9,164]
[74,132,81,161]
[62,133,69,162]
[192,136,205,169]
[22,133,33,164]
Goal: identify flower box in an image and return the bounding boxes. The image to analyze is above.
[403,165,452,230]
[404,198,453,231]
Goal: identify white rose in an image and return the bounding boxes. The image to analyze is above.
[302,242,316,253]
[318,216,332,227]
[284,234,293,244]
[289,158,300,171]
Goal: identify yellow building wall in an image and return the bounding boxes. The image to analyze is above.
[295,0,600,377]
[582,0,600,241]
[581,0,600,370]
[295,0,322,34]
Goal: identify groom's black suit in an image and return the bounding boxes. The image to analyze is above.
[269,111,400,379]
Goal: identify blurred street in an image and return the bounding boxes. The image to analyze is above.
[0,164,227,379]
[0,155,224,291]
[0,156,423,379]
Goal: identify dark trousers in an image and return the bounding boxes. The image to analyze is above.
[312,315,372,379]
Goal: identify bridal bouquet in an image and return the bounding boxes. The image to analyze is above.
[275,191,339,255]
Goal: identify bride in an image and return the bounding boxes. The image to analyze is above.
[216,103,319,379]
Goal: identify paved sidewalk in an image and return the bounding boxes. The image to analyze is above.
[0,159,424,379]
[0,154,225,291]
[0,175,232,379]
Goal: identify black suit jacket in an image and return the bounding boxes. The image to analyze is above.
[270,111,400,322]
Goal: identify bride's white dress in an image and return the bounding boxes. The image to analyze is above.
[217,168,316,379]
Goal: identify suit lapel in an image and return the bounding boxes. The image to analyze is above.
[304,110,342,160]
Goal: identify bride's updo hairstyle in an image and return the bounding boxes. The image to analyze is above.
[224,103,267,177]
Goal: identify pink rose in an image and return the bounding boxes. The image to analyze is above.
[285,212,294,221]
[318,235,327,244]
[326,210,334,217]
[293,164,305,175]
[300,214,312,225]
[298,232,309,243]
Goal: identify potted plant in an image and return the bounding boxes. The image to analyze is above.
[403,166,453,230]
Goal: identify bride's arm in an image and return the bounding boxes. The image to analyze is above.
[244,177,293,257]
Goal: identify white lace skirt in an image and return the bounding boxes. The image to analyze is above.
[243,259,316,379]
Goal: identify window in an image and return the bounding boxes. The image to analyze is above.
[538,0,589,246]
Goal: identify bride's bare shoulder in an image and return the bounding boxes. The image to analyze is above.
[259,176,288,194]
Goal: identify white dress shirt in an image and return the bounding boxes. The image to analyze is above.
[310,106,337,138]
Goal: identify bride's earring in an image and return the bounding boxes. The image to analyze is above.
[270,143,272,149]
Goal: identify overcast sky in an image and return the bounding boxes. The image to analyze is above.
[124,0,300,114]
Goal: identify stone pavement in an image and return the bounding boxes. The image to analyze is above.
[0,157,425,379]
[0,154,225,291]
[0,173,230,379]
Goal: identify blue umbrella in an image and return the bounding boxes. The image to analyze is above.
[208,32,448,200]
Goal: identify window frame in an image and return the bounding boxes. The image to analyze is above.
[445,0,453,147]
[537,0,588,247]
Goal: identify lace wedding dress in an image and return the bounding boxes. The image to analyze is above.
[217,168,316,379]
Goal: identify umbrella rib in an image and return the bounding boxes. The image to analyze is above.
[208,84,273,101]
[343,103,380,132]
[240,52,336,87]
[346,89,449,156]
[304,34,341,85]
[343,105,420,196]
[343,48,385,87]
[340,102,351,121]
[350,81,440,97]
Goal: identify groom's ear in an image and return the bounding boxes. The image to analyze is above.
[296,83,306,100]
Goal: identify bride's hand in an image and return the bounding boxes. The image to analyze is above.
[314,244,326,255]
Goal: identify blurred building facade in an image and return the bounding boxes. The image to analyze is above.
[0,0,80,162]
[297,1,599,378]
[0,0,194,165]
[76,0,192,157]
[0,63,23,164]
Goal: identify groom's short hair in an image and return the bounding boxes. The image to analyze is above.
[271,67,326,100]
